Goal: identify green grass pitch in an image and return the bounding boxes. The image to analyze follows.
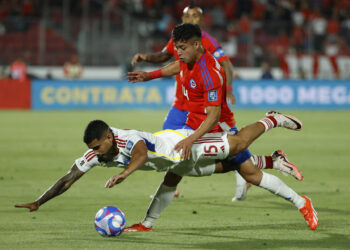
[0,110,350,249]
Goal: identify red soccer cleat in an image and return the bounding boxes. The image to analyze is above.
[299,196,318,230]
[174,188,180,198]
[123,223,153,232]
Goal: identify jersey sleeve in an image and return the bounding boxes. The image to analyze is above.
[75,149,100,173]
[200,58,224,107]
[201,32,228,63]
[162,38,175,55]
[117,131,145,157]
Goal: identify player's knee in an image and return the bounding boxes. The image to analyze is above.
[230,138,249,156]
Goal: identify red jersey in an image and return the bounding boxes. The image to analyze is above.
[164,30,228,111]
[179,50,235,133]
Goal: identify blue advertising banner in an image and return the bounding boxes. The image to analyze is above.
[32,79,350,110]
[233,80,350,109]
[32,79,175,110]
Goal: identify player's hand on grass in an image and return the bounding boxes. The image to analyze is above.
[105,173,127,188]
[174,137,195,160]
[127,71,150,83]
[131,53,147,67]
[227,92,236,106]
[14,201,40,212]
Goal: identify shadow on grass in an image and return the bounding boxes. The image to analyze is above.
[117,230,350,249]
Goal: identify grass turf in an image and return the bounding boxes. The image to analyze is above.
[0,110,350,249]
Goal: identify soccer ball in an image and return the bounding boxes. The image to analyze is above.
[94,206,126,237]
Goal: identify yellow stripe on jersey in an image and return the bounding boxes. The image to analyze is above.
[151,129,185,160]
[153,129,187,138]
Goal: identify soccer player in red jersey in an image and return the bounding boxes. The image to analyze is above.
[131,4,235,130]
[128,22,302,188]
[130,5,298,201]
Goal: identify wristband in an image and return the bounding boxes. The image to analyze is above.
[149,69,162,79]
[227,86,233,91]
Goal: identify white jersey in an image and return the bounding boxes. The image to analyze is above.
[75,128,230,177]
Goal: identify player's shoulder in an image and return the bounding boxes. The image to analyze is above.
[83,149,97,163]
[199,51,219,68]
[201,30,221,49]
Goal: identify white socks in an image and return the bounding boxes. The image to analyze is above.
[259,172,306,209]
[258,116,277,132]
[233,170,248,199]
[142,183,176,228]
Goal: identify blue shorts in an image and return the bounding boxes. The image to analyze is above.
[162,106,189,130]
[227,126,252,166]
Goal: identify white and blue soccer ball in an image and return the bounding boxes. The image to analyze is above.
[94,206,126,237]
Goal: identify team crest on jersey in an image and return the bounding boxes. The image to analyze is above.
[190,79,197,89]
[208,90,218,101]
[126,140,134,151]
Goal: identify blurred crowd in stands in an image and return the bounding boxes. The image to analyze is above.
[0,0,349,68]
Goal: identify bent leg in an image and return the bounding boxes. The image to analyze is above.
[228,111,303,156]
[141,171,182,228]
[238,159,306,209]
[228,122,265,156]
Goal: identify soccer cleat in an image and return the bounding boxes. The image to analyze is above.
[232,183,251,202]
[272,150,303,181]
[123,223,153,232]
[266,110,303,131]
[299,196,318,230]
[174,188,180,198]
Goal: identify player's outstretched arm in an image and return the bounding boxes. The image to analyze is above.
[131,51,172,66]
[105,141,148,188]
[14,164,85,212]
[127,61,180,83]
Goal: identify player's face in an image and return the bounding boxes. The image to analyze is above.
[175,39,200,64]
[182,7,202,26]
[87,131,117,162]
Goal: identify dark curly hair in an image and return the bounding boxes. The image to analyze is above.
[172,23,201,43]
[83,120,110,144]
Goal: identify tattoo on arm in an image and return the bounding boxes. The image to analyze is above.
[37,165,84,206]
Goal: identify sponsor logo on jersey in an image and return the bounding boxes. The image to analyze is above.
[126,140,134,151]
[208,90,218,101]
[190,79,197,89]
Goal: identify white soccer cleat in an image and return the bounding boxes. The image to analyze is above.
[266,110,303,131]
[272,150,303,181]
[232,183,251,202]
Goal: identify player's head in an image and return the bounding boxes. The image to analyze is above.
[182,3,203,26]
[84,120,115,161]
[172,23,202,64]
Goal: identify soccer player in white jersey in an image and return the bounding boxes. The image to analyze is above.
[15,111,318,231]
